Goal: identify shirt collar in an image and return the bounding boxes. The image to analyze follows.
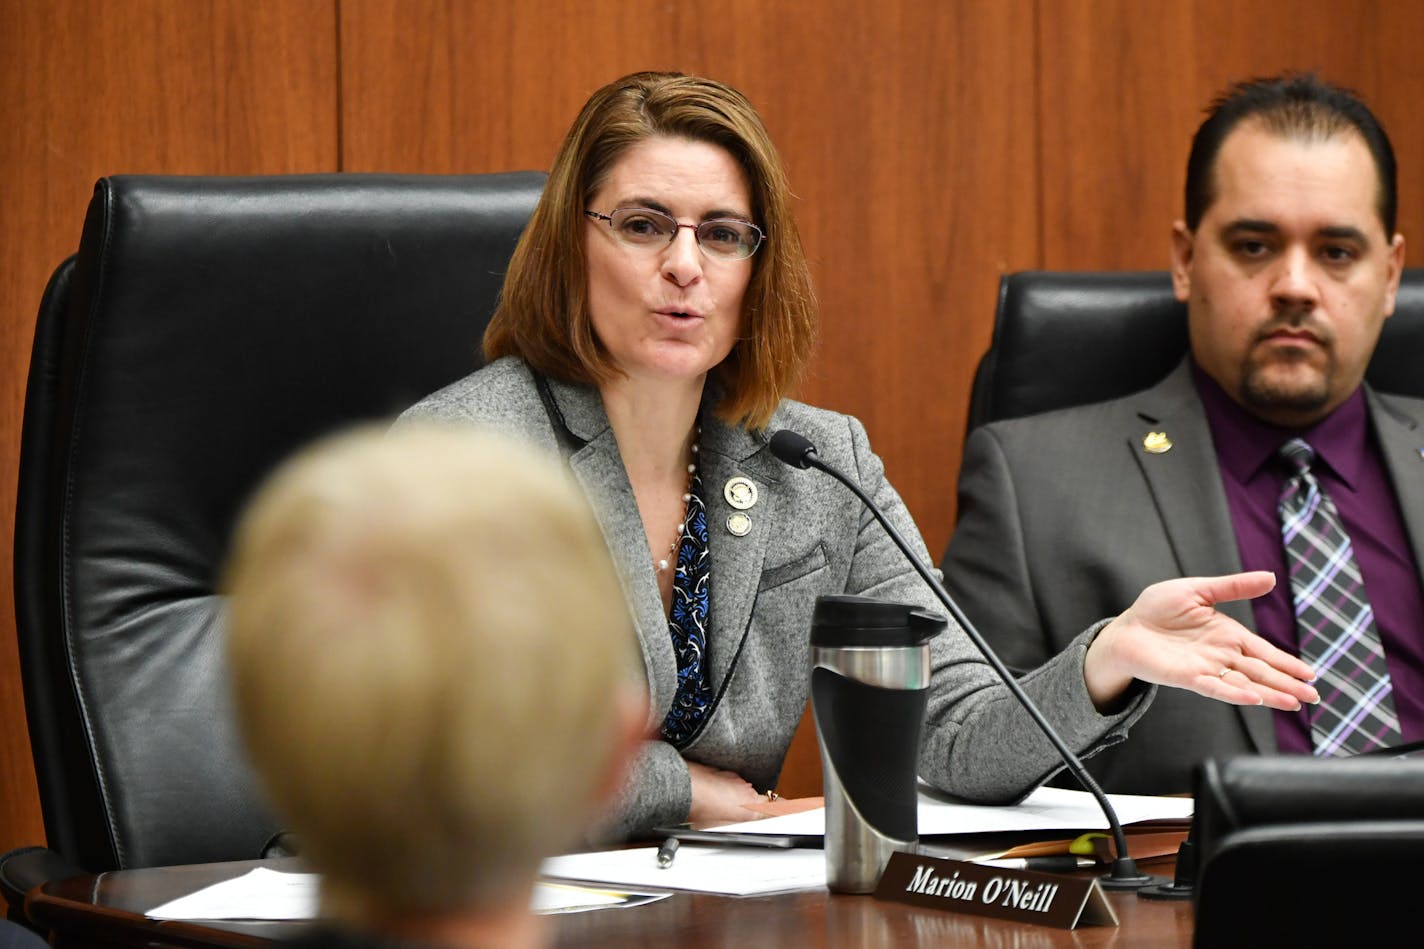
[1191,359,1368,490]
[541,370,768,464]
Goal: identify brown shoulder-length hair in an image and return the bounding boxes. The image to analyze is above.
[484,71,817,430]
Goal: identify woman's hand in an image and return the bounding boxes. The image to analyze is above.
[686,761,767,825]
[1082,571,1320,713]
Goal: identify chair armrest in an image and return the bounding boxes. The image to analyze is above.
[0,846,86,927]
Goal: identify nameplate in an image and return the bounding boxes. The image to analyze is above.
[873,852,1118,930]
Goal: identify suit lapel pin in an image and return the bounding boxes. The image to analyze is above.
[724,476,758,510]
[1142,431,1173,454]
[726,512,752,536]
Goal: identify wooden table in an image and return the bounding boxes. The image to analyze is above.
[27,857,1196,947]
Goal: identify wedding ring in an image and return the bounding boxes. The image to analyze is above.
[1217,667,1230,678]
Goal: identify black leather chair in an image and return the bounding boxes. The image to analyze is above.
[4,172,544,922]
[1191,756,1424,945]
[967,268,1424,432]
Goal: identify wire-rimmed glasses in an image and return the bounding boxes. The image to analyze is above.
[585,207,765,260]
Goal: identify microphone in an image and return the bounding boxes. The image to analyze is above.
[768,428,1165,890]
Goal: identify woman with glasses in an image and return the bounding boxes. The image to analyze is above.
[400,71,1318,840]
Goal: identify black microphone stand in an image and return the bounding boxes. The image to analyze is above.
[770,430,1166,890]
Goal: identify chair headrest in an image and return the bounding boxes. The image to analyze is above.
[968,268,1424,431]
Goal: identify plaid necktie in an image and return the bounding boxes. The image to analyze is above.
[1277,438,1401,756]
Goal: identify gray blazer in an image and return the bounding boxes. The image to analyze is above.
[943,358,1424,794]
[400,357,1152,838]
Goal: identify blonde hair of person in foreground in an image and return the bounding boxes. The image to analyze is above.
[224,423,644,949]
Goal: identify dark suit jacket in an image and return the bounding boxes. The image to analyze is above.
[400,357,1151,837]
[942,358,1424,793]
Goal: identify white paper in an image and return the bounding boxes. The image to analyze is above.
[710,785,1193,838]
[531,881,669,913]
[146,867,318,920]
[540,845,827,896]
[145,868,667,920]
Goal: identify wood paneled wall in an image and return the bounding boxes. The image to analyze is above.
[1037,0,1424,269]
[3,0,1423,851]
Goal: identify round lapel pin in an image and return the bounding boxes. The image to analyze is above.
[724,476,758,510]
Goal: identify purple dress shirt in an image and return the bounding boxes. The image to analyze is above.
[1194,363,1424,753]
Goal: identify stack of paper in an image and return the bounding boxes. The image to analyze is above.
[541,845,826,896]
[708,785,1192,839]
[145,868,669,920]
[542,787,1192,896]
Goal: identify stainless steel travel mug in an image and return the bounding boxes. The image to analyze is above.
[810,594,945,893]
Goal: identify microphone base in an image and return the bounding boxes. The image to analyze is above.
[1098,871,1171,890]
[1097,858,1170,890]
[1136,833,1197,899]
[1137,881,1194,900]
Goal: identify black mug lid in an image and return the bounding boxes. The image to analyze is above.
[810,594,946,648]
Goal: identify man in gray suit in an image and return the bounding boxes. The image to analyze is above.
[942,73,1424,794]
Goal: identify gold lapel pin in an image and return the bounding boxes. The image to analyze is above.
[724,476,758,511]
[1142,431,1173,454]
[726,512,752,537]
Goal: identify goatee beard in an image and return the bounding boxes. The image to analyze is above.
[1238,361,1331,419]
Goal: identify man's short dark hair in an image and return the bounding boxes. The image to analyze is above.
[1184,73,1397,234]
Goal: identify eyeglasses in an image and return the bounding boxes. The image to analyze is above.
[585,207,765,260]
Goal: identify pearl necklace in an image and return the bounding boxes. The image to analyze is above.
[656,431,700,574]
